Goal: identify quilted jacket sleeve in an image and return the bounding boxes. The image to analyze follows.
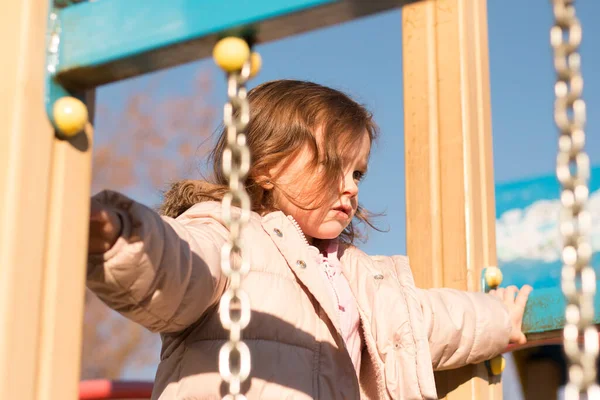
[416,287,512,370]
[86,190,228,333]
[390,254,512,371]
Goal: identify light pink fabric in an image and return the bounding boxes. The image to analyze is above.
[87,191,513,400]
[321,241,363,374]
[315,240,363,375]
[287,213,364,376]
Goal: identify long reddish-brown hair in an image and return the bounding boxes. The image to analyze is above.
[160,80,380,244]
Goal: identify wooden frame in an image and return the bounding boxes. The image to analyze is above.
[402,0,500,399]
[52,0,412,89]
[0,1,93,399]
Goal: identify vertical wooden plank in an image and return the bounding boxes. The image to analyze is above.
[402,0,500,399]
[0,0,54,399]
[0,1,92,399]
[402,0,444,290]
[36,97,94,400]
[525,360,561,400]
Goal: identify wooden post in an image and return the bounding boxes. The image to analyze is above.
[402,0,500,399]
[0,1,93,399]
[36,99,94,400]
[513,348,564,400]
[525,359,562,400]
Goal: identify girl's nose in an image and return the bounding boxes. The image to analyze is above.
[342,173,359,197]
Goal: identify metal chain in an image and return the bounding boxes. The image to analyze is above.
[218,58,252,400]
[551,1,600,398]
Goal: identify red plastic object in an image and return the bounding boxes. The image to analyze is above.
[79,380,154,399]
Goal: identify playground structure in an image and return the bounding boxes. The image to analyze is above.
[1,0,596,399]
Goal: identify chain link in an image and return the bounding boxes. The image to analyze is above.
[551,1,600,398]
[218,58,253,400]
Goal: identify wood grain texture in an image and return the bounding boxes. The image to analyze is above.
[403,0,500,398]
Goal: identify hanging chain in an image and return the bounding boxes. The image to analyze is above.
[218,55,253,399]
[551,1,600,398]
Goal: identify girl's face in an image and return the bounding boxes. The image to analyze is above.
[270,130,371,243]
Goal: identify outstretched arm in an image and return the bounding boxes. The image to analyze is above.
[87,190,228,333]
[416,285,531,371]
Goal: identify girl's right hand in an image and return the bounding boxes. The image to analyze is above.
[89,198,122,254]
[488,284,533,345]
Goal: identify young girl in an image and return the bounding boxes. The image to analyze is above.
[87,80,532,400]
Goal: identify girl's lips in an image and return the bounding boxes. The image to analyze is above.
[332,205,352,219]
[331,210,350,222]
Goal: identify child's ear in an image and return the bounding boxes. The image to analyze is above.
[254,175,274,190]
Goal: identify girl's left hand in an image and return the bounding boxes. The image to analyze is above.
[488,285,533,345]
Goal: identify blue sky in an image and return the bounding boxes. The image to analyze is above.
[95,2,600,395]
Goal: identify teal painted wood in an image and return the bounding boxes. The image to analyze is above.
[51,0,404,89]
[491,166,600,334]
[57,0,335,68]
[54,0,335,88]
[520,286,600,335]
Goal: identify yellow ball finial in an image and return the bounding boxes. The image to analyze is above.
[485,267,503,289]
[53,96,88,137]
[213,37,250,72]
[249,52,262,78]
[489,355,506,376]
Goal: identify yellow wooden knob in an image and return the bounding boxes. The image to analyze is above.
[485,267,503,289]
[213,37,250,72]
[249,52,262,78]
[489,356,505,376]
[53,96,88,137]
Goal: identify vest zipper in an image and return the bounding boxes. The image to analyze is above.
[287,215,361,398]
[287,215,309,246]
[287,215,347,337]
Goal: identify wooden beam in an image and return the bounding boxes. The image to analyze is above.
[0,1,93,398]
[36,98,94,400]
[402,0,499,399]
[0,0,55,398]
[55,0,412,89]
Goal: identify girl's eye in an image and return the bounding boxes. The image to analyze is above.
[353,171,365,182]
